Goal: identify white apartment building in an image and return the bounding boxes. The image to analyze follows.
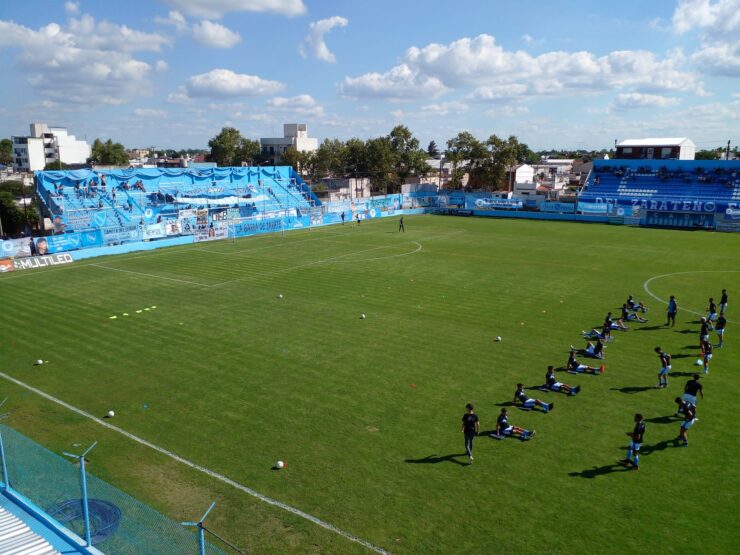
[11,123,91,172]
[260,124,318,165]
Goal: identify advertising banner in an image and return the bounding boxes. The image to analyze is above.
[469,197,523,210]
[165,219,182,236]
[35,230,104,254]
[102,225,140,245]
[178,208,197,219]
[540,202,576,213]
[144,222,167,240]
[0,259,13,273]
[233,218,283,238]
[194,222,228,242]
[577,202,610,214]
[10,253,74,271]
[0,238,32,258]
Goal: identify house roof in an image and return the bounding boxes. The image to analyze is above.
[616,138,693,147]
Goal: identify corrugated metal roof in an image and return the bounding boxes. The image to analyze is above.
[617,138,691,147]
[0,506,60,555]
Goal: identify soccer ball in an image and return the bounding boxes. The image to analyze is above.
[278,294,283,299]
[495,336,502,342]
[276,460,285,469]
[36,359,44,366]
[360,313,366,319]
[695,359,703,366]
[107,410,115,418]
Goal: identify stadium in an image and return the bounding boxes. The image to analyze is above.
[0,149,738,553]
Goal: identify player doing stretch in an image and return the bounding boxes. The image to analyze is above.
[622,304,647,323]
[655,347,671,389]
[571,338,605,359]
[492,408,535,441]
[567,351,605,374]
[626,295,648,313]
[544,366,580,395]
[513,383,552,413]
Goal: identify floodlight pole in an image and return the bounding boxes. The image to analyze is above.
[63,441,98,547]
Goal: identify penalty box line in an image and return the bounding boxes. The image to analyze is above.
[0,372,391,555]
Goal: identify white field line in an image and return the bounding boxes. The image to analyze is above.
[89,264,210,287]
[350,241,422,262]
[642,270,740,325]
[210,241,422,288]
[0,371,391,555]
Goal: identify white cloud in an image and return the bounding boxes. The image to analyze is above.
[134,108,167,118]
[0,17,162,107]
[167,86,191,104]
[341,64,448,100]
[65,1,80,14]
[164,0,306,19]
[299,16,348,63]
[690,41,740,76]
[612,93,680,110]
[267,94,324,116]
[485,105,529,118]
[185,69,284,97]
[672,0,740,37]
[155,60,169,72]
[342,34,704,101]
[154,10,188,33]
[521,34,534,45]
[192,20,242,48]
[419,101,468,116]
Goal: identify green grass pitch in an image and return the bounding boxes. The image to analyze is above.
[0,215,738,554]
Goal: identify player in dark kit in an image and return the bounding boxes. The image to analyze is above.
[544,366,580,395]
[682,375,704,406]
[513,383,552,413]
[571,338,605,359]
[701,339,713,375]
[706,298,718,329]
[620,413,645,470]
[699,318,710,343]
[399,216,405,232]
[567,351,604,374]
[715,314,726,347]
[655,347,671,389]
[677,402,697,446]
[461,403,479,464]
[622,304,648,323]
[492,408,534,441]
[666,295,678,327]
[719,289,728,315]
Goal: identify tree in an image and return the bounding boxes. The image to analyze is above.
[90,138,129,166]
[236,138,261,165]
[695,149,720,160]
[43,161,71,171]
[0,139,12,166]
[207,127,243,167]
[444,132,483,189]
[427,140,440,159]
[313,138,347,178]
[515,142,539,164]
[388,125,428,190]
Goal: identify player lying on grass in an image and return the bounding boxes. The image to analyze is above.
[676,402,697,447]
[570,338,605,359]
[544,365,580,395]
[655,347,671,389]
[513,383,552,413]
[626,295,648,313]
[619,413,645,471]
[567,351,605,374]
[621,304,648,323]
[491,408,535,441]
[582,323,612,342]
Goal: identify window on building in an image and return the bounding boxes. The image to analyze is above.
[622,147,632,154]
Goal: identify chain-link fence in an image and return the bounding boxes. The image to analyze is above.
[0,424,228,555]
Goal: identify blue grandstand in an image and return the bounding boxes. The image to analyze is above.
[578,159,740,229]
[35,166,320,235]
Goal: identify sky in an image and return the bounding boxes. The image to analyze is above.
[0,0,738,151]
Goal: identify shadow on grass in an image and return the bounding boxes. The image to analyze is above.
[610,386,653,394]
[633,325,667,331]
[670,371,699,377]
[670,353,694,359]
[645,415,678,425]
[682,344,701,350]
[675,329,696,334]
[405,453,469,466]
[639,439,680,455]
[569,463,629,479]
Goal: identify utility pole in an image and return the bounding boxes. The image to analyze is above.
[727,140,731,161]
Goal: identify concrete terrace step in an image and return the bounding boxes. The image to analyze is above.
[0,506,60,555]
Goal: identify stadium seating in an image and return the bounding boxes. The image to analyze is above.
[35,166,321,233]
[580,159,740,204]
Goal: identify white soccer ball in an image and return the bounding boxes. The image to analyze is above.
[107,410,115,418]
[278,294,283,299]
[495,336,502,342]
[36,359,44,365]
[695,359,703,366]
[276,460,285,469]
[360,313,366,319]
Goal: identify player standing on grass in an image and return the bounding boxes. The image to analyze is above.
[699,317,710,343]
[461,403,479,464]
[683,375,704,406]
[677,402,697,447]
[707,298,718,329]
[719,289,728,315]
[715,314,726,347]
[655,347,671,389]
[701,339,713,375]
[666,295,678,327]
[621,413,645,471]
[399,216,405,233]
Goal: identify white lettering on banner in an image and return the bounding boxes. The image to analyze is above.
[12,253,74,271]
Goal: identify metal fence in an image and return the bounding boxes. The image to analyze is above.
[0,424,228,555]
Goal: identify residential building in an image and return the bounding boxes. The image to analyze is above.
[260,124,318,164]
[322,177,371,201]
[615,138,696,160]
[11,123,91,172]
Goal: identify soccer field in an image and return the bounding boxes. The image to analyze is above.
[1,215,738,554]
